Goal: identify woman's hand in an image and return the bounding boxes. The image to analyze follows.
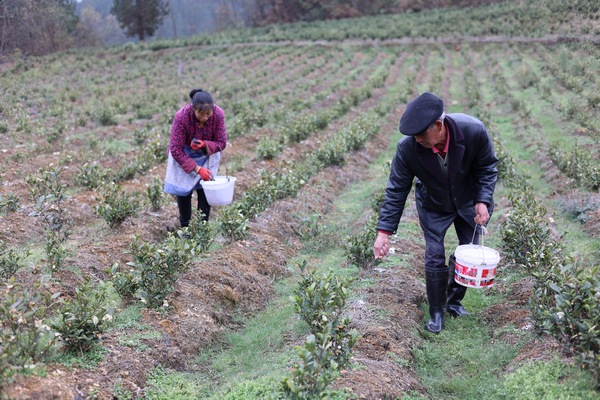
[196,166,213,181]
[191,139,205,151]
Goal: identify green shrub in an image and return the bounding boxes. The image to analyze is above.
[291,213,338,252]
[281,330,338,399]
[256,135,285,160]
[185,212,215,254]
[0,278,56,371]
[315,137,346,167]
[133,127,149,145]
[370,188,385,213]
[146,177,164,211]
[531,262,600,382]
[491,136,527,189]
[292,264,358,368]
[52,279,114,353]
[96,183,140,229]
[344,214,380,269]
[500,190,552,267]
[549,143,600,191]
[114,162,139,182]
[29,168,72,271]
[0,241,29,280]
[217,205,250,242]
[0,343,12,392]
[0,193,19,213]
[75,163,113,190]
[127,234,195,308]
[97,105,117,126]
[110,263,139,300]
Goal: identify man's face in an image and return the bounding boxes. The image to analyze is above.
[414,120,443,149]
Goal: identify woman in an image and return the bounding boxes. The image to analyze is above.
[168,89,227,226]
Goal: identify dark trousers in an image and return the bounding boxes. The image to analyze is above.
[421,214,482,269]
[176,188,210,227]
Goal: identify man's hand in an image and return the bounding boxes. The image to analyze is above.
[373,231,391,260]
[197,167,213,181]
[191,139,206,151]
[474,202,490,225]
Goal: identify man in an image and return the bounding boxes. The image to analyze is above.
[373,92,498,334]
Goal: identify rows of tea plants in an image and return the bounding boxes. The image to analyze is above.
[131,0,599,50]
[450,42,599,381]
[1,5,599,395]
[0,39,421,392]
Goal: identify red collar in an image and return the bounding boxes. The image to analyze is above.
[432,125,449,156]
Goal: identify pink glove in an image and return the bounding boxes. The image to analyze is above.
[191,139,206,151]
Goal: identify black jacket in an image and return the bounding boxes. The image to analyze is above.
[377,113,498,234]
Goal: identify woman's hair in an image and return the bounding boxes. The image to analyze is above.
[189,89,214,111]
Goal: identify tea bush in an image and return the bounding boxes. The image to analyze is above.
[0,193,19,213]
[0,278,56,370]
[531,261,600,382]
[283,265,358,398]
[292,265,358,366]
[315,136,347,167]
[549,143,600,191]
[217,204,250,242]
[370,188,385,213]
[0,240,29,280]
[284,112,329,144]
[0,344,11,392]
[29,168,72,271]
[52,279,114,353]
[184,212,215,254]
[127,234,195,308]
[500,190,553,267]
[281,329,339,399]
[146,177,164,211]
[96,183,140,229]
[291,213,339,252]
[345,214,380,269]
[227,100,267,139]
[504,189,600,381]
[110,262,139,300]
[75,163,113,190]
[256,135,285,160]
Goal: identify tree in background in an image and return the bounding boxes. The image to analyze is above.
[110,0,169,41]
[0,0,81,56]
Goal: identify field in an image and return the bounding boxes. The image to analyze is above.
[0,1,599,399]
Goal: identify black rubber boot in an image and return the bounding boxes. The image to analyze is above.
[424,265,448,334]
[447,254,469,317]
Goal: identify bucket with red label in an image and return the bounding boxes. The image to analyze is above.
[454,244,500,288]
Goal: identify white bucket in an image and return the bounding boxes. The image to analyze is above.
[454,244,500,288]
[200,176,236,206]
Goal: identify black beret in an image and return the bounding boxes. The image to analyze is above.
[399,92,444,136]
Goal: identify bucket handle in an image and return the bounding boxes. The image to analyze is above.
[219,148,231,182]
[471,224,489,263]
[470,223,488,246]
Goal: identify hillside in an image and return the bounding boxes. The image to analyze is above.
[0,0,598,399]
